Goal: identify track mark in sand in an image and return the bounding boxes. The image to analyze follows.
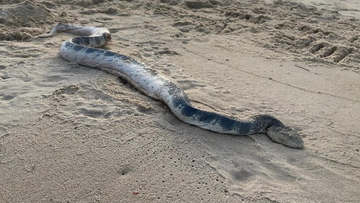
[0,64,10,79]
[0,73,10,80]
[0,127,9,139]
[14,149,35,172]
[185,48,360,104]
[0,1,56,41]
[49,85,117,121]
[47,81,159,122]
[156,48,180,56]
[153,0,360,69]
[185,1,214,9]
[177,79,207,91]
[332,47,354,63]
[191,99,218,112]
[231,169,253,182]
[294,64,310,72]
[52,84,80,97]
[0,93,17,101]
[220,1,360,70]
[310,42,325,54]
[319,46,337,58]
[309,42,354,63]
[318,154,360,170]
[78,108,105,119]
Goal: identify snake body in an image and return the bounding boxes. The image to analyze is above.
[39,23,304,149]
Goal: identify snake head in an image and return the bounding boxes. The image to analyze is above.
[103,32,112,42]
[266,126,304,149]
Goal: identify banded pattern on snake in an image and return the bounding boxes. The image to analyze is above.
[39,23,304,149]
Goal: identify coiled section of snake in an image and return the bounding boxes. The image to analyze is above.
[39,23,304,149]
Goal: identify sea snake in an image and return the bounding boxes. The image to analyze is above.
[39,23,304,149]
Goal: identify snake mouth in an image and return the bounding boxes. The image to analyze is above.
[104,33,111,41]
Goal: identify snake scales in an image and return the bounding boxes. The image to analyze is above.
[39,23,304,149]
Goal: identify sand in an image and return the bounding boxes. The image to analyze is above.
[0,0,359,202]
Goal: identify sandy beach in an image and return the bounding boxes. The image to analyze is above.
[0,0,359,202]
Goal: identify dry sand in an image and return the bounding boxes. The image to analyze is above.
[0,0,359,202]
